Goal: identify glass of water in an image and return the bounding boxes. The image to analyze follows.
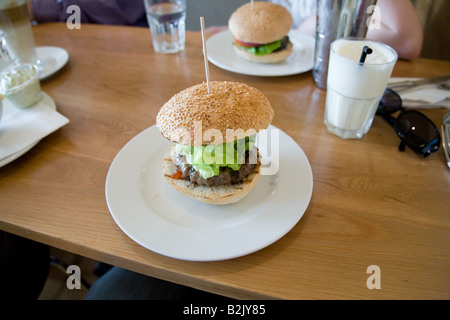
[144,0,186,54]
[0,0,46,71]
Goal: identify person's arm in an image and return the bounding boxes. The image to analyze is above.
[365,0,423,60]
[296,15,315,36]
[296,0,423,60]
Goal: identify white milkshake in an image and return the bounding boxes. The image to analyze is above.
[324,38,397,139]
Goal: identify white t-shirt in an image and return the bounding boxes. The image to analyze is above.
[270,0,316,29]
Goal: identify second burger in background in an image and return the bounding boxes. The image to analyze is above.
[228,1,293,64]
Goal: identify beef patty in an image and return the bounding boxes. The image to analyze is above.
[172,147,259,187]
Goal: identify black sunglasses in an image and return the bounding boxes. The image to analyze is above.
[376,88,440,157]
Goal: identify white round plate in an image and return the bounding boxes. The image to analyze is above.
[36,46,69,80]
[206,30,315,77]
[105,125,313,261]
[0,93,56,168]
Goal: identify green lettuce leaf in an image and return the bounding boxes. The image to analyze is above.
[175,135,256,179]
[235,40,283,56]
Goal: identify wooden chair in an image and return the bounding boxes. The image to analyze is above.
[413,0,450,61]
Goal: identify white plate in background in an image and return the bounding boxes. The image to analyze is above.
[206,30,315,77]
[36,46,69,80]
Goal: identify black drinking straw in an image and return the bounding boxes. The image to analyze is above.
[359,46,373,65]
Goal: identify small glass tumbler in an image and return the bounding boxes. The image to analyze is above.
[143,0,186,54]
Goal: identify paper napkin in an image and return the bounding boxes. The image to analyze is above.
[389,77,450,109]
[0,94,69,160]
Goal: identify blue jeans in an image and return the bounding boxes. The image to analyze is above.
[85,266,229,300]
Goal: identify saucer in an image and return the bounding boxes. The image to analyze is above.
[36,46,69,80]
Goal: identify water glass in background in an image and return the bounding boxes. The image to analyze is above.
[0,31,12,71]
[0,95,3,125]
[313,0,377,89]
[144,0,186,54]
[324,38,397,139]
[0,0,41,71]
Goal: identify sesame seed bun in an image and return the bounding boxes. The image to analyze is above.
[156,81,274,146]
[162,148,262,205]
[156,81,272,205]
[228,2,293,44]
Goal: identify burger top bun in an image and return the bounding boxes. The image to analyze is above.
[228,1,293,44]
[156,81,274,146]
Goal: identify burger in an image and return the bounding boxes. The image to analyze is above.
[156,81,274,205]
[228,1,293,64]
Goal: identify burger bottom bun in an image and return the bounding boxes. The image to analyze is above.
[233,41,293,64]
[161,152,261,205]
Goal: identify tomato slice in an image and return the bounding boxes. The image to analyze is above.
[233,38,262,47]
[171,170,182,179]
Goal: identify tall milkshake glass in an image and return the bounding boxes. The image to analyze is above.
[324,38,397,139]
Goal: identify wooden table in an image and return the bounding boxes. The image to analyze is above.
[1,23,449,300]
